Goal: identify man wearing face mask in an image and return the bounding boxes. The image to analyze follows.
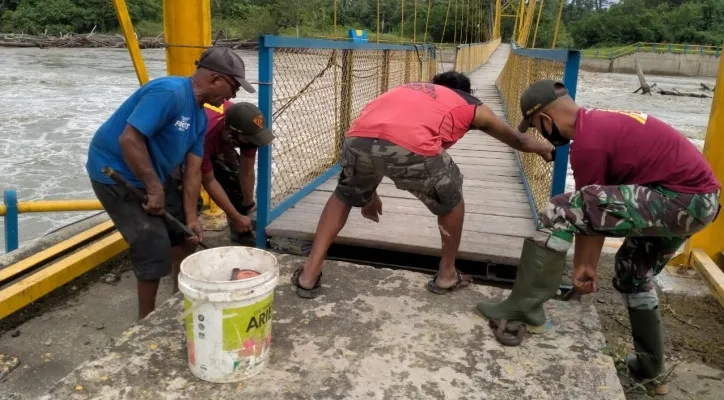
[476,79,721,394]
[200,101,275,244]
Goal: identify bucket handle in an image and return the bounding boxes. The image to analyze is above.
[177,297,209,323]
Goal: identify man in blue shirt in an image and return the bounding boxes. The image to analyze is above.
[86,47,256,320]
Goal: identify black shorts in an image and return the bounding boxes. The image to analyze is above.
[91,176,187,281]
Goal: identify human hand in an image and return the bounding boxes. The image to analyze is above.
[185,219,204,246]
[142,187,165,216]
[361,193,383,222]
[243,201,257,214]
[572,264,598,294]
[535,142,555,162]
[231,214,252,232]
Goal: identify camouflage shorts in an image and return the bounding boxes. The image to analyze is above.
[541,184,720,293]
[333,137,464,216]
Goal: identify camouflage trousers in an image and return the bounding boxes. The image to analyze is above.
[333,137,464,216]
[541,184,720,293]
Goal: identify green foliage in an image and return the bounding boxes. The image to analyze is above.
[567,0,724,48]
[0,0,721,48]
[1,0,160,35]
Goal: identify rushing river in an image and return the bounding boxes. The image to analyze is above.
[0,47,716,251]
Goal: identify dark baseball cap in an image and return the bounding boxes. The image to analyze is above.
[196,47,256,94]
[225,102,275,147]
[517,79,569,133]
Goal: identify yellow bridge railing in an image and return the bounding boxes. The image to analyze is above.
[496,43,582,225]
[583,41,722,60]
[453,37,502,74]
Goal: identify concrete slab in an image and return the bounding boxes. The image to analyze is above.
[40,254,625,400]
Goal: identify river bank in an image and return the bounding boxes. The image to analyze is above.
[0,32,258,50]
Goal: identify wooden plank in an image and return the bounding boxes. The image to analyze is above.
[451,156,517,167]
[295,191,533,218]
[317,176,528,197]
[272,208,535,241]
[450,151,514,161]
[316,179,528,203]
[691,249,724,309]
[313,183,530,206]
[448,149,517,158]
[320,173,525,191]
[267,217,527,265]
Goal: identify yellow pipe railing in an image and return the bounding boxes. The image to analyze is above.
[0,200,103,216]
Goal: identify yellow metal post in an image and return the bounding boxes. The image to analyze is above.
[494,0,501,39]
[515,0,526,43]
[163,0,211,77]
[162,0,218,213]
[518,0,538,47]
[551,0,564,48]
[688,50,724,260]
[532,0,544,48]
[112,0,149,85]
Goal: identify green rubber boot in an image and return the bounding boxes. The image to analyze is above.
[476,237,567,333]
[625,307,669,395]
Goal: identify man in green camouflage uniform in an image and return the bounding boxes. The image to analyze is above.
[477,79,721,395]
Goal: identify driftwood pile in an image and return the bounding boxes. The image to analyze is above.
[0,32,164,48]
[0,32,258,50]
[633,58,714,98]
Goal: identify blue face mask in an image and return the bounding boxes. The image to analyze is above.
[540,114,570,147]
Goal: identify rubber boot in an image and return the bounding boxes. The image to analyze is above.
[625,307,669,395]
[476,237,567,333]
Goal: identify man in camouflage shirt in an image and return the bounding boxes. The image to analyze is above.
[477,79,721,395]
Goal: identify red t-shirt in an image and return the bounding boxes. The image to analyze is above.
[346,83,480,156]
[570,108,720,194]
[201,100,257,174]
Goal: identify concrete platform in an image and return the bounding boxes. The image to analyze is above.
[41,254,624,400]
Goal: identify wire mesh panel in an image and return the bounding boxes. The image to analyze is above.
[270,48,342,206]
[263,39,439,210]
[496,52,565,221]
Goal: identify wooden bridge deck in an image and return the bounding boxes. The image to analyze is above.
[266,44,537,266]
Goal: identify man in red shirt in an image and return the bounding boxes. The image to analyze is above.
[291,71,555,298]
[201,101,275,243]
[477,79,721,393]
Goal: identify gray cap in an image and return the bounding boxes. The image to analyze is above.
[517,79,569,132]
[196,47,256,93]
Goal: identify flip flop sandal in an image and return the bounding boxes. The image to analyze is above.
[291,267,323,299]
[488,319,527,347]
[425,270,473,295]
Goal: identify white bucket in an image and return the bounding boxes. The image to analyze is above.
[178,246,279,383]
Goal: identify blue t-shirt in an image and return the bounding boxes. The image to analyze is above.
[86,76,208,188]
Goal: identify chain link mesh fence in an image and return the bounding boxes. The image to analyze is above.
[496,51,565,221]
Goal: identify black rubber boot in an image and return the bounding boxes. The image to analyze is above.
[476,237,567,333]
[625,306,669,395]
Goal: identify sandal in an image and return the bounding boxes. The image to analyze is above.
[489,319,527,347]
[425,270,473,295]
[291,267,323,299]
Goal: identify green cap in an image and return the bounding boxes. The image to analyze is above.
[517,79,569,133]
[225,102,275,147]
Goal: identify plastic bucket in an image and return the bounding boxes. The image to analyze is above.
[178,246,279,383]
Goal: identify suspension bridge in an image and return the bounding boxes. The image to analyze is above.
[2,0,724,398]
